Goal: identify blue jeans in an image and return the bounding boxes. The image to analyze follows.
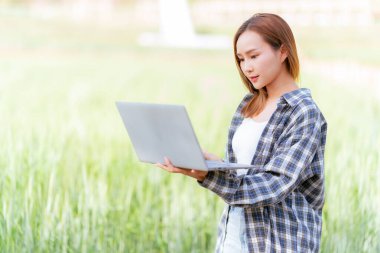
[221,206,249,253]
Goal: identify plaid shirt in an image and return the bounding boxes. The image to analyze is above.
[198,88,327,253]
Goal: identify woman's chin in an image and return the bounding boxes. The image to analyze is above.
[252,83,264,90]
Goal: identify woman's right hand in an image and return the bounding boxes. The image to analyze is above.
[202,149,223,162]
[155,157,208,182]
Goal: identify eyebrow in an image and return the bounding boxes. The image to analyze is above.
[236,48,259,57]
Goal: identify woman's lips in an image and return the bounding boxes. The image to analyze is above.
[249,75,259,83]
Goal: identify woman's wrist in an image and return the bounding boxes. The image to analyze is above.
[196,172,208,182]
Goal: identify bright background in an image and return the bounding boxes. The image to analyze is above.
[0,0,379,252]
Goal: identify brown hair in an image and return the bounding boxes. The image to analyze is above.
[233,13,300,117]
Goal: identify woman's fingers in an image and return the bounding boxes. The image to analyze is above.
[156,163,177,173]
[164,157,173,167]
[155,157,207,181]
[164,157,180,173]
[155,162,169,171]
[155,157,187,174]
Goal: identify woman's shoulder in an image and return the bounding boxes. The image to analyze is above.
[291,96,327,127]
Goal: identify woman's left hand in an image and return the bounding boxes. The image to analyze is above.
[155,157,208,182]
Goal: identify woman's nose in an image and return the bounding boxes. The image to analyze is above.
[243,60,253,73]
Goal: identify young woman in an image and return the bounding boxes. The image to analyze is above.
[156,13,327,253]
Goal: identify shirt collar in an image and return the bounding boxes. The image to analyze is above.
[279,88,311,107]
[245,88,311,107]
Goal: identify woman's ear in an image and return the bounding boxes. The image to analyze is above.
[279,44,288,63]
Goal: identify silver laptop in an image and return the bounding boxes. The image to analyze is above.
[115,101,256,171]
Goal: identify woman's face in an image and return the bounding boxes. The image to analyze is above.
[236,30,286,90]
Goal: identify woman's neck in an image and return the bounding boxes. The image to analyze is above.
[265,69,298,101]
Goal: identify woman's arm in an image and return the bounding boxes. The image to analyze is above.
[197,106,324,208]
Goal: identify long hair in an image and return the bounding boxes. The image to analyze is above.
[233,13,300,117]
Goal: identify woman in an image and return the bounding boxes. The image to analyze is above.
[156,13,327,253]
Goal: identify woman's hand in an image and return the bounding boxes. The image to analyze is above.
[155,157,208,182]
[202,149,223,161]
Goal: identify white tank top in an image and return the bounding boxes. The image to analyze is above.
[232,118,268,176]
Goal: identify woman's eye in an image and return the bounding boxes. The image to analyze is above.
[239,58,244,62]
[251,55,258,59]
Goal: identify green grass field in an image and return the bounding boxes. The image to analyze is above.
[0,10,379,253]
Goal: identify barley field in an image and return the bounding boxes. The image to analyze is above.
[0,9,379,253]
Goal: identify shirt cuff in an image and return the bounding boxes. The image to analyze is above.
[197,171,214,187]
[196,170,230,189]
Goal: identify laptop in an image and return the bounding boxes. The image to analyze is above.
[115,101,256,171]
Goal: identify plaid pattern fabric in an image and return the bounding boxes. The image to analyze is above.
[198,88,328,253]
